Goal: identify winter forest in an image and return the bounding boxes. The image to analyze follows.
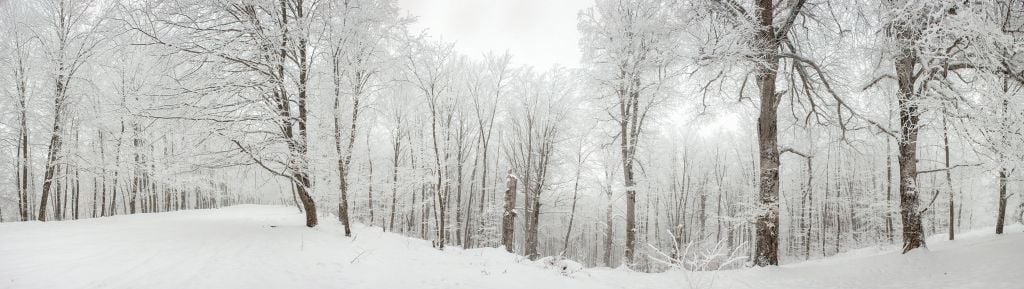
[2,0,1024,288]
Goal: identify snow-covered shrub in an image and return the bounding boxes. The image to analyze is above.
[536,256,584,276]
[648,232,748,271]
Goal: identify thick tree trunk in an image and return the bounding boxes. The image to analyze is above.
[895,50,925,253]
[753,0,781,266]
[501,170,517,253]
[275,0,317,228]
[524,186,541,259]
[524,137,553,260]
[621,125,637,266]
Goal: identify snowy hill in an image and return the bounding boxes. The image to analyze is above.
[1,205,1022,289]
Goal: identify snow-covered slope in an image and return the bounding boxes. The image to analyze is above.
[1,205,1021,289]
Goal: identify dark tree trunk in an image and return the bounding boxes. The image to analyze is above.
[14,36,31,222]
[98,130,107,217]
[886,139,894,243]
[942,115,955,240]
[38,91,65,222]
[38,2,74,222]
[753,0,782,266]
[895,44,925,253]
[996,87,1011,235]
[996,169,1008,234]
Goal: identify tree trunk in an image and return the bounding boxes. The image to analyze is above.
[14,34,31,222]
[368,140,375,225]
[895,46,925,253]
[604,184,614,267]
[885,138,894,243]
[37,2,74,222]
[942,115,955,240]
[38,96,65,222]
[996,85,1011,235]
[803,156,813,260]
[621,119,638,267]
[753,0,782,266]
[501,170,517,253]
[73,163,80,220]
[331,48,360,236]
[562,158,584,254]
[388,129,401,232]
[996,169,1008,234]
[454,139,465,246]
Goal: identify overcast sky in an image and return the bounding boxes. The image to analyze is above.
[396,0,592,69]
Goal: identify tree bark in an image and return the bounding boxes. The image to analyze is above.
[388,124,402,232]
[942,115,955,240]
[996,169,1008,234]
[501,170,517,253]
[753,0,782,266]
[15,44,30,221]
[604,183,614,267]
[895,41,925,253]
[886,138,894,243]
[38,81,67,222]
[562,153,585,254]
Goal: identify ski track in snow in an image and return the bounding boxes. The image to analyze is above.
[1,205,1022,289]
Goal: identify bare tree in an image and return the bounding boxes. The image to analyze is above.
[579,0,683,267]
[37,0,104,221]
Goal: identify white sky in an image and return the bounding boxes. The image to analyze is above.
[396,0,592,69]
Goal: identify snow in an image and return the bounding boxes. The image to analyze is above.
[2,205,1022,289]
[535,256,584,276]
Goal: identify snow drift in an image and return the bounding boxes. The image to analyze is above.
[1,205,1021,289]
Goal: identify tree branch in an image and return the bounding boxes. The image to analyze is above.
[779,52,898,138]
[227,138,293,181]
[918,163,982,175]
[775,0,808,40]
[780,146,812,159]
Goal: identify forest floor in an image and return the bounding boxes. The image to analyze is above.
[1,205,1022,289]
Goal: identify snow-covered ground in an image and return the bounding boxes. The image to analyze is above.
[1,205,1021,289]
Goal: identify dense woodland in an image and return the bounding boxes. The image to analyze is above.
[2,0,1024,272]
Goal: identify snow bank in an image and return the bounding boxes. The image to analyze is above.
[1,205,1022,289]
